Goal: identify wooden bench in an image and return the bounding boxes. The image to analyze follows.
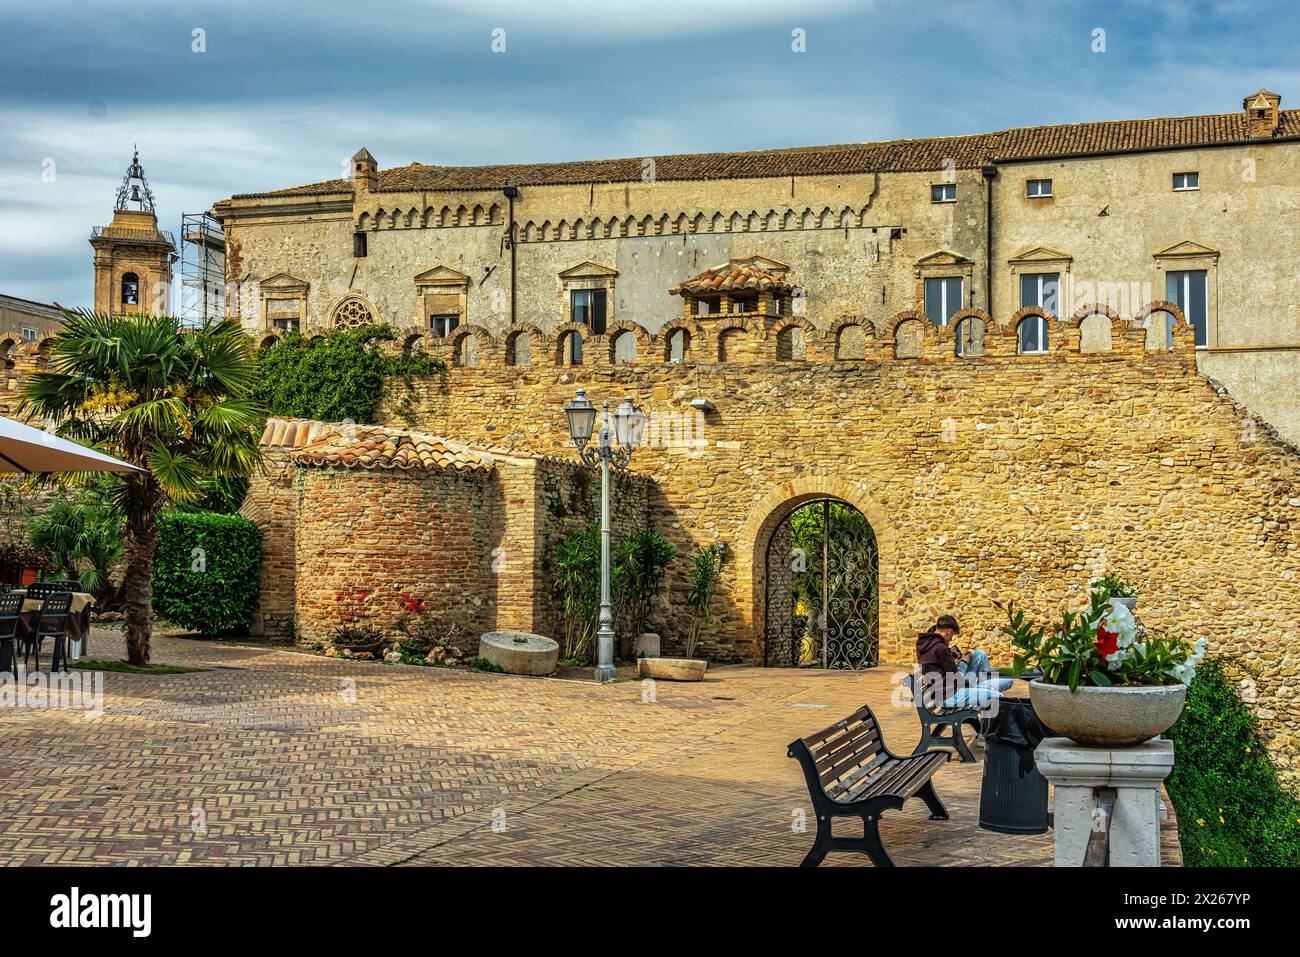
[787,703,951,867]
[903,672,982,763]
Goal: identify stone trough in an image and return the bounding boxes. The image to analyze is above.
[478,631,559,676]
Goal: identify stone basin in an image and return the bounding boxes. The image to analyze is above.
[478,632,559,676]
[638,657,708,681]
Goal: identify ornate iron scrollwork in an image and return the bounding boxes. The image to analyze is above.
[764,499,878,670]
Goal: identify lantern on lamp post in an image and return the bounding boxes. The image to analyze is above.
[564,389,644,681]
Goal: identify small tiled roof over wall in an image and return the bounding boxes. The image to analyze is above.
[259,417,495,473]
[670,260,796,297]
[231,109,1300,198]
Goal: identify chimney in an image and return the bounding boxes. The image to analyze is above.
[351,147,378,192]
[1243,89,1282,139]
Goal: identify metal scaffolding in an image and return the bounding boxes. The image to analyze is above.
[178,211,225,326]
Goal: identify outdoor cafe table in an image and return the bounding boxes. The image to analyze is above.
[9,589,94,660]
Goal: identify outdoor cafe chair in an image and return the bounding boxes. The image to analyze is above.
[41,579,81,591]
[0,592,22,679]
[25,592,72,673]
[27,581,76,600]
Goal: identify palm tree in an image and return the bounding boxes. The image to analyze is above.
[20,310,264,664]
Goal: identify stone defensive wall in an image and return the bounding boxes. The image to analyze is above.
[368,302,1300,783]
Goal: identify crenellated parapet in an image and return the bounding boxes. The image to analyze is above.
[298,300,1195,372]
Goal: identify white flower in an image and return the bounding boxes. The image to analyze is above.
[1169,659,1197,686]
[1192,637,1208,662]
[1107,648,1130,666]
[1103,600,1138,649]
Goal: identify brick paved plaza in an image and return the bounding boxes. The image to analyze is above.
[0,628,1178,867]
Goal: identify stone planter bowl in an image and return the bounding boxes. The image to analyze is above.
[478,632,559,676]
[637,657,707,681]
[1028,680,1186,747]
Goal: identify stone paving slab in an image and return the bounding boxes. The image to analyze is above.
[0,628,1175,866]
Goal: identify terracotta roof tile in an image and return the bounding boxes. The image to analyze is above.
[260,417,494,473]
[226,109,1300,200]
[670,261,796,297]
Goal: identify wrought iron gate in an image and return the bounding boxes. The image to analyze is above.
[763,499,879,669]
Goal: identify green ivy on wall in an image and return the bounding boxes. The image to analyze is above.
[253,324,445,424]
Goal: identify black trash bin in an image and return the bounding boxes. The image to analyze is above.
[978,697,1051,835]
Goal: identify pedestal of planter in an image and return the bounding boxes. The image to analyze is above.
[1034,737,1174,867]
[478,632,559,676]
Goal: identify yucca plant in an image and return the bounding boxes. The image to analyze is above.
[20,309,264,664]
[552,522,601,662]
[613,529,676,656]
[684,544,723,659]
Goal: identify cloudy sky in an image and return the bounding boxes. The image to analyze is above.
[2,0,1297,307]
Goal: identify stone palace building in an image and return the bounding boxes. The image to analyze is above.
[211,91,1300,782]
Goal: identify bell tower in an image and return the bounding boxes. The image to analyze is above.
[90,148,177,315]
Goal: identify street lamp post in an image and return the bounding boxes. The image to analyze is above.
[564,388,645,682]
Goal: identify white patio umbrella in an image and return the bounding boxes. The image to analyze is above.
[0,415,142,474]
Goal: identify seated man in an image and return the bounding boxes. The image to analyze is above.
[915,614,1013,709]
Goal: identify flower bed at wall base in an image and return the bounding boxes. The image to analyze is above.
[152,512,262,634]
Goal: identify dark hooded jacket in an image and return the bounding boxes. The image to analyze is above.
[916,630,959,678]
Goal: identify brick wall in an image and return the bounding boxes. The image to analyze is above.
[292,466,499,643]
[250,447,652,648]
[238,447,297,638]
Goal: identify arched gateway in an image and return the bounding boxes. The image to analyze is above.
[763,498,880,669]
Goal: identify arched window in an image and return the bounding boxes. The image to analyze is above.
[835,324,866,360]
[559,330,583,365]
[955,317,986,357]
[718,327,747,362]
[894,319,924,358]
[612,330,637,364]
[121,272,139,306]
[1078,314,1112,353]
[777,325,807,361]
[505,331,531,367]
[667,328,689,363]
[1018,316,1048,354]
[332,297,375,329]
[1143,311,1177,352]
[454,334,479,367]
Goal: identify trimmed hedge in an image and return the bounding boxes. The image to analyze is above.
[1165,659,1300,866]
[152,512,261,635]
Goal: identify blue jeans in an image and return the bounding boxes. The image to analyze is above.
[943,650,1014,708]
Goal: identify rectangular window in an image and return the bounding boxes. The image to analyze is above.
[1018,272,1059,353]
[930,183,956,203]
[923,277,963,325]
[571,289,607,334]
[20,326,37,342]
[353,232,368,257]
[430,314,460,338]
[1027,178,1053,197]
[1173,172,1199,191]
[1166,270,1208,348]
[271,318,299,333]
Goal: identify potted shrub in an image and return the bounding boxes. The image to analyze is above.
[1003,580,1206,747]
[0,542,53,587]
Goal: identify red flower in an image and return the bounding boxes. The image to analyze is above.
[1095,624,1119,659]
